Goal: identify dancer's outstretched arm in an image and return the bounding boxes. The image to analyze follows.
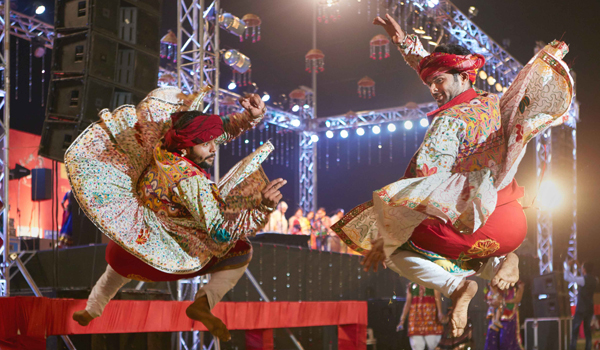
[374,14,429,72]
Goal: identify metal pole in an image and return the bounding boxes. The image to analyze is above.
[2,0,11,297]
[213,0,220,184]
[310,0,318,211]
[176,279,183,350]
[244,269,305,350]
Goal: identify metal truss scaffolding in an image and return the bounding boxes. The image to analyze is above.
[0,1,10,297]
[535,129,553,275]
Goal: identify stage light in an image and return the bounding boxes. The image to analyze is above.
[291,119,301,127]
[387,123,396,132]
[292,104,300,112]
[326,130,334,138]
[404,120,413,130]
[478,70,488,80]
[311,134,319,142]
[31,36,46,58]
[427,0,439,7]
[378,144,382,149]
[420,118,429,127]
[356,127,365,136]
[538,180,563,210]
[414,27,426,34]
[468,6,478,17]
[421,35,432,40]
[372,125,381,134]
[244,139,249,144]
[502,87,508,93]
[487,76,496,86]
[223,49,251,74]
[340,130,349,138]
[261,92,270,102]
[428,41,438,46]
[35,4,46,15]
[495,83,503,92]
[228,81,236,90]
[325,120,331,127]
[303,103,310,109]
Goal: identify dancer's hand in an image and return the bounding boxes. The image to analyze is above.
[240,93,266,118]
[361,237,386,272]
[261,178,287,209]
[373,14,405,44]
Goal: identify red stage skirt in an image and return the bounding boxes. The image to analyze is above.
[106,239,253,282]
[409,180,527,260]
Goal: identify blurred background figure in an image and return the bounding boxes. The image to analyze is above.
[397,282,444,350]
[484,280,524,350]
[314,207,330,251]
[264,201,288,233]
[288,208,304,235]
[58,190,73,247]
[565,261,598,350]
[328,209,345,252]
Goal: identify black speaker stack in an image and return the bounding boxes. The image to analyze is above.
[39,0,163,162]
[532,271,571,318]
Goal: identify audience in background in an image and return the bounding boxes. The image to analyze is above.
[261,204,354,254]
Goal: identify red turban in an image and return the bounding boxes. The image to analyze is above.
[163,112,224,151]
[417,52,486,84]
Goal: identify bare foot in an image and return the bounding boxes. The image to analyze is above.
[72,310,94,326]
[491,253,519,290]
[186,296,231,342]
[449,279,478,337]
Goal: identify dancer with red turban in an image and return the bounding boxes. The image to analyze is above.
[67,87,286,342]
[332,14,574,337]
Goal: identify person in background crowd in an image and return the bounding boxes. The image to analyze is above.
[314,207,330,250]
[264,201,288,234]
[58,190,74,247]
[328,209,346,252]
[397,282,444,350]
[306,210,317,249]
[484,280,525,350]
[565,261,598,350]
[288,208,304,235]
[300,211,312,235]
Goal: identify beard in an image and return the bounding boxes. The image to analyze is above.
[189,153,215,169]
[198,159,213,169]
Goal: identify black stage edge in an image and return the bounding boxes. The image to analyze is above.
[10,241,501,350]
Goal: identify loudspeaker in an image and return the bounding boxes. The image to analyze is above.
[533,292,571,318]
[46,77,115,122]
[40,0,162,162]
[55,0,121,35]
[38,121,81,162]
[31,168,53,201]
[533,272,568,295]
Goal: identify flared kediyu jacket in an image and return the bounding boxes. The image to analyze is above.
[65,87,273,274]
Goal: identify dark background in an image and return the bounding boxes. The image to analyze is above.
[11,0,600,271]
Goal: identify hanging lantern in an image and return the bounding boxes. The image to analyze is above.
[242,14,262,42]
[160,30,177,62]
[219,13,247,41]
[357,76,375,99]
[318,0,341,24]
[223,49,252,86]
[369,34,390,60]
[158,71,177,87]
[305,49,325,73]
[289,88,307,111]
